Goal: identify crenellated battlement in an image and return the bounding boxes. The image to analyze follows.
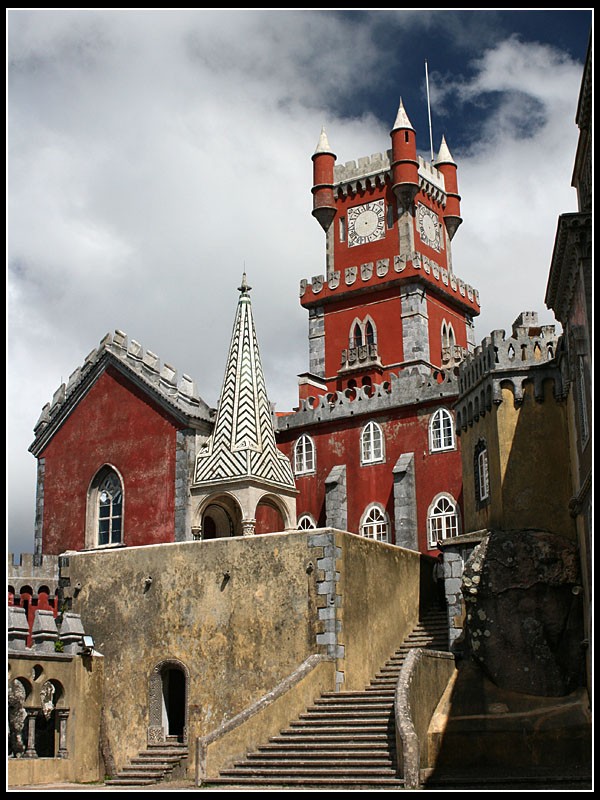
[276,366,459,432]
[333,150,447,202]
[8,553,59,592]
[455,312,564,430]
[299,250,480,312]
[31,330,213,446]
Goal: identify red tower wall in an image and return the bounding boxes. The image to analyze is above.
[39,367,181,554]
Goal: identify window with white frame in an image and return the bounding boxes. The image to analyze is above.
[474,439,490,507]
[294,434,315,475]
[429,408,455,452]
[89,467,123,547]
[361,420,384,464]
[297,514,317,530]
[360,505,389,543]
[427,495,459,549]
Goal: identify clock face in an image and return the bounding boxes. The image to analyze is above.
[347,200,386,248]
[417,203,441,251]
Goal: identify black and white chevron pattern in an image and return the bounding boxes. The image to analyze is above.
[194,293,295,489]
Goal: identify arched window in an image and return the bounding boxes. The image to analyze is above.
[360,505,389,543]
[352,322,363,349]
[97,470,123,546]
[427,495,459,549]
[474,439,490,506]
[361,421,384,464]
[87,466,124,548]
[294,435,315,475]
[365,320,375,346]
[429,408,455,452]
[297,514,317,530]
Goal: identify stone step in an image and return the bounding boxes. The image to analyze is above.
[105,778,159,786]
[299,708,393,718]
[219,765,401,778]
[238,757,395,768]
[255,745,396,756]
[208,776,404,786]
[270,732,395,744]
[310,702,394,712]
[287,720,391,730]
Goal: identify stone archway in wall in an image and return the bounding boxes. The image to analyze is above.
[147,659,190,746]
[196,494,243,539]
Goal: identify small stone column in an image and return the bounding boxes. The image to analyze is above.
[241,519,256,537]
[8,606,29,652]
[57,710,69,758]
[24,711,37,758]
[59,612,85,654]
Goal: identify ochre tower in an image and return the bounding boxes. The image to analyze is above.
[276,100,481,555]
[300,99,479,402]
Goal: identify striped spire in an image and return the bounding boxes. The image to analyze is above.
[194,278,295,489]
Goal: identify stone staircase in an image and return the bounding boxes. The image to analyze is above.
[209,608,449,787]
[104,741,188,787]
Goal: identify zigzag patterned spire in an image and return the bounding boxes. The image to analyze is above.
[194,276,295,489]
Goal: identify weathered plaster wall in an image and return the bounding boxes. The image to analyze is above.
[461,382,575,537]
[8,653,104,786]
[64,530,429,777]
[337,532,435,691]
[66,533,322,775]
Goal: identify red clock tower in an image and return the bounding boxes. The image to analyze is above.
[276,100,481,555]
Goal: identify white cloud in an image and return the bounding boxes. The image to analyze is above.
[7,11,585,556]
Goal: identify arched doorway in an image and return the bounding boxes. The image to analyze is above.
[202,503,234,539]
[148,660,189,745]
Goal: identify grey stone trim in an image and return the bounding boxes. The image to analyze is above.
[439,533,485,649]
[174,430,194,542]
[31,609,59,653]
[276,368,458,433]
[401,283,430,370]
[308,306,326,377]
[34,458,45,557]
[325,467,347,532]
[309,530,344,690]
[393,454,418,550]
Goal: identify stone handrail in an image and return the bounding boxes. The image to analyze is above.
[196,653,336,786]
[395,648,456,789]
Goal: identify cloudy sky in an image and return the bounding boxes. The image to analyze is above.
[7,9,592,555]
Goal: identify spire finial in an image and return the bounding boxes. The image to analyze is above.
[238,272,252,295]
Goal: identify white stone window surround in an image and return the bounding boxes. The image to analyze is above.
[297,513,317,530]
[360,503,390,543]
[429,408,455,452]
[427,493,460,550]
[477,449,490,502]
[294,434,316,476]
[360,420,385,465]
[85,464,125,550]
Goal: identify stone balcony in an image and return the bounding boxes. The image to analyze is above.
[441,345,466,367]
[339,343,383,374]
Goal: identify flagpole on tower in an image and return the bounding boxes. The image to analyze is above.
[425,60,434,162]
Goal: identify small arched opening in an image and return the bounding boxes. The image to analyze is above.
[148,660,189,745]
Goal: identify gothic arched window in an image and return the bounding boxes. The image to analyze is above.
[361,421,384,464]
[294,435,315,476]
[427,494,459,549]
[474,439,490,506]
[429,408,455,452]
[360,505,389,543]
[87,466,124,548]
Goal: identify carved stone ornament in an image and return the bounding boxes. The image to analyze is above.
[450,275,457,290]
[458,279,466,296]
[345,266,357,285]
[312,275,324,294]
[40,681,56,720]
[423,258,431,274]
[376,259,389,277]
[394,255,406,273]
[441,267,449,285]
[360,262,373,281]
[467,285,474,300]
[8,679,27,757]
[412,253,422,269]
[299,279,307,297]
[328,271,340,289]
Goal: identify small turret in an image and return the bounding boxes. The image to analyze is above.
[390,99,420,210]
[311,127,337,232]
[435,135,462,239]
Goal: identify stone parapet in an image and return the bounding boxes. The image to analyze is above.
[277,367,459,432]
[8,553,60,595]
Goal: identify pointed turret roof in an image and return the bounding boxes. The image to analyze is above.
[313,126,335,157]
[435,135,456,166]
[392,98,414,131]
[194,277,295,490]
